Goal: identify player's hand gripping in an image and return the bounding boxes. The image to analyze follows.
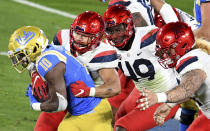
[26,84,40,110]
[70,81,95,97]
[153,103,172,126]
[31,71,48,102]
[136,88,158,110]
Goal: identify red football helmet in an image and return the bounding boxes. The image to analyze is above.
[156,22,195,68]
[103,4,134,49]
[154,8,181,28]
[70,11,105,54]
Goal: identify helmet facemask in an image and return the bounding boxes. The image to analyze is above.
[8,50,30,73]
[155,22,195,69]
[70,11,105,55]
[105,23,127,48]
[155,44,179,69]
[104,5,134,49]
[70,27,102,54]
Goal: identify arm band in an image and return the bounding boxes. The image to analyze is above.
[89,88,96,97]
[160,3,179,23]
[56,92,68,112]
[156,92,167,103]
[32,93,67,112]
[32,103,41,111]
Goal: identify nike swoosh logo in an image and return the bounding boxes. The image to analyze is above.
[32,75,40,89]
[75,89,84,96]
[137,52,142,56]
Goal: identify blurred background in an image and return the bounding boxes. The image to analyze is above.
[0,0,194,130]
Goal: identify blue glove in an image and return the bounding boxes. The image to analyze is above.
[26,84,39,109]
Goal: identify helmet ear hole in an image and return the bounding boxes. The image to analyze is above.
[33,45,37,53]
[36,43,39,48]
[182,43,187,48]
[33,43,40,53]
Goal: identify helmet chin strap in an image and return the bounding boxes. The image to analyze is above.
[27,62,35,72]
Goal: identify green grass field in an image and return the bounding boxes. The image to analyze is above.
[0,0,194,130]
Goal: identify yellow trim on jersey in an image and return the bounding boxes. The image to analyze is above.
[36,50,67,66]
[196,0,200,5]
[39,58,52,71]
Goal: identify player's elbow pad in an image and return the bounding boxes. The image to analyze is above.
[56,92,67,112]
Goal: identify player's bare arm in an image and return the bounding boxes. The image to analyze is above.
[70,68,121,98]
[40,62,67,112]
[151,0,179,23]
[94,68,121,97]
[132,12,148,27]
[194,2,210,41]
[137,69,206,110]
[166,69,206,103]
[150,0,164,12]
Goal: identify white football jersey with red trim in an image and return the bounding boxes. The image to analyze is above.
[108,0,155,25]
[52,29,118,83]
[111,26,178,93]
[176,49,210,118]
[175,8,199,30]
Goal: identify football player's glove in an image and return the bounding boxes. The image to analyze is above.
[70,81,95,97]
[31,71,48,102]
[26,84,40,110]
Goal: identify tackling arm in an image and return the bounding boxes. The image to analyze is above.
[70,68,121,98]
[151,0,179,23]
[166,69,206,103]
[94,68,121,97]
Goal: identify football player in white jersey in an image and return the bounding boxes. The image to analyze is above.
[103,5,181,130]
[33,11,121,131]
[154,7,199,31]
[139,22,210,131]
[154,7,202,131]
[107,0,180,27]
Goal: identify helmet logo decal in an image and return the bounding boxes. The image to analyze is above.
[75,26,84,31]
[173,29,185,39]
[16,31,35,46]
[107,20,115,25]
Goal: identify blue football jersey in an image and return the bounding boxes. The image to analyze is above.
[36,45,101,115]
[194,0,210,28]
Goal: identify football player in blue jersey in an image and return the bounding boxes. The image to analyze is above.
[8,26,113,131]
